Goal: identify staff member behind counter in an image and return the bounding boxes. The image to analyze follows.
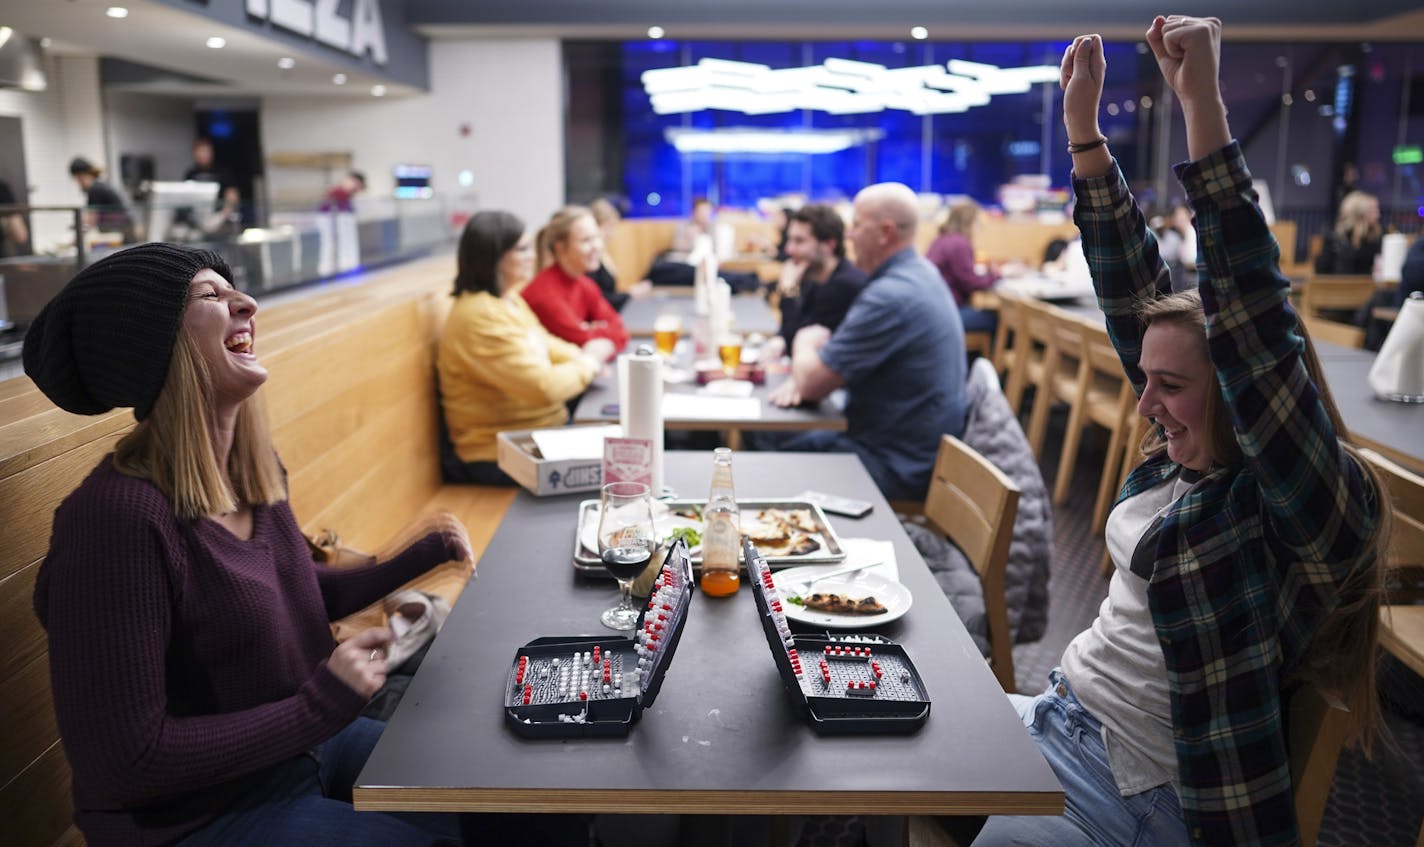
[68,156,136,244]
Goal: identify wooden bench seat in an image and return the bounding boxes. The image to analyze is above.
[0,252,518,847]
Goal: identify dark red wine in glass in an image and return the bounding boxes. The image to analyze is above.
[601,545,651,582]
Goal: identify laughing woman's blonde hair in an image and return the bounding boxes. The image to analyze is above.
[1132,289,1392,750]
[112,327,285,520]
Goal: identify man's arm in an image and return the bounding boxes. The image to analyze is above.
[789,325,844,402]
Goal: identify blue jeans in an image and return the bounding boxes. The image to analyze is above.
[179,717,462,846]
[973,671,1189,847]
[959,304,998,336]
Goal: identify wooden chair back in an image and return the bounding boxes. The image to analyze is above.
[992,292,1021,379]
[1359,448,1424,570]
[1300,274,1377,318]
[922,435,1021,692]
[1288,685,1350,847]
[1301,316,1365,349]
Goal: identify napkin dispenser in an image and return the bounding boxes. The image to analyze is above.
[1368,293,1424,403]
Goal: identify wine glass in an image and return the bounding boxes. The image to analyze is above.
[596,481,655,631]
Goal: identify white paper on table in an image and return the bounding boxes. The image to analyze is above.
[804,538,899,583]
[529,424,622,461]
[661,393,762,421]
[701,379,755,398]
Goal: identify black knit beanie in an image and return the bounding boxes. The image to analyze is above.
[22,243,235,421]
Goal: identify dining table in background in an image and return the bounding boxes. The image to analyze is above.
[620,290,780,337]
[354,451,1063,839]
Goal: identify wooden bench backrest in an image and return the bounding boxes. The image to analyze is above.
[0,253,457,846]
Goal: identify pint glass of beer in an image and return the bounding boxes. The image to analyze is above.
[653,313,681,357]
[717,333,743,375]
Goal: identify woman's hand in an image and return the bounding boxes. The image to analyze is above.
[425,511,475,571]
[1146,15,1230,161]
[1146,16,1222,111]
[329,627,392,698]
[582,337,616,363]
[1060,34,1106,143]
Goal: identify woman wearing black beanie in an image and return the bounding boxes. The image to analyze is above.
[24,243,472,846]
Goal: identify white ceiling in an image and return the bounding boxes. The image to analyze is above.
[0,0,420,99]
[2,0,1422,101]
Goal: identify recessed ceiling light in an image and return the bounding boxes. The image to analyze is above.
[910,26,928,40]
[106,7,129,19]
[40,37,52,48]
[277,57,296,70]
[647,26,665,39]
[371,84,387,97]
[332,73,347,85]
[206,36,225,49]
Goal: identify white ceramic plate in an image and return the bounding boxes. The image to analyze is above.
[772,569,912,630]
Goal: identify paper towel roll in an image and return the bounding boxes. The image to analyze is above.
[1369,294,1424,402]
[618,348,665,495]
[1378,233,1408,282]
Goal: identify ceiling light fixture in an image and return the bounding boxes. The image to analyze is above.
[206,36,225,49]
[910,26,929,40]
[665,127,884,155]
[647,26,665,39]
[371,84,387,97]
[643,56,1056,116]
[106,7,129,19]
[332,73,347,85]
[277,57,296,69]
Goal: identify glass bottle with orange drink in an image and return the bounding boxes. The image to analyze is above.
[700,447,740,596]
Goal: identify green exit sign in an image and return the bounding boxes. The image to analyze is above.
[1393,145,1423,165]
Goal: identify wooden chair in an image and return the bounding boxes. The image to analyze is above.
[1288,685,1351,847]
[1051,319,1136,507]
[1301,315,1365,349]
[1300,274,1378,321]
[921,434,1021,692]
[1099,414,1151,574]
[1004,294,1056,417]
[991,292,1021,380]
[1359,450,1424,684]
[965,330,993,360]
[1024,304,1083,459]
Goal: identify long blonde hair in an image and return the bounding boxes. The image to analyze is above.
[939,199,981,237]
[113,329,285,519]
[536,206,594,270]
[1134,290,1391,750]
[1334,190,1382,248]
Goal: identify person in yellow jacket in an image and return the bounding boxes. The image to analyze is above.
[438,210,616,484]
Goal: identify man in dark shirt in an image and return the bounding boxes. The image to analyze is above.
[759,204,866,363]
[766,183,968,500]
[0,178,30,257]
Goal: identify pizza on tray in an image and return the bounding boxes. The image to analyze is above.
[742,508,823,556]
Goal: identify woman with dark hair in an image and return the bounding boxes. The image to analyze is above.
[23,243,473,845]
[437,210,611,485]
[977,18,1389,846]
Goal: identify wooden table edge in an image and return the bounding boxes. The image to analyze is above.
[353,787,1064,816]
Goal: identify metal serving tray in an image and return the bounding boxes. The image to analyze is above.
[572,499,847,575]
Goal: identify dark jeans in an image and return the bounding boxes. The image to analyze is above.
[178,718,461,846]
[959,304,998,335]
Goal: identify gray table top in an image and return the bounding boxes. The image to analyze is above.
[572,370,846,432]
[355,452,1062,816]
[621,292,779,337]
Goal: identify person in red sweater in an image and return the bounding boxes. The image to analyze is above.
[23,243,473,846]
[925,198,1004,336]
[522,205,631,351]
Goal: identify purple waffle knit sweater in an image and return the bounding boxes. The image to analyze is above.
[33,458,453,846]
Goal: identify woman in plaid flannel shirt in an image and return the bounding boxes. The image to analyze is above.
[976,17,1390,847]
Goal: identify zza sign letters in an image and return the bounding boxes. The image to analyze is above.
[245,0,389,65]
